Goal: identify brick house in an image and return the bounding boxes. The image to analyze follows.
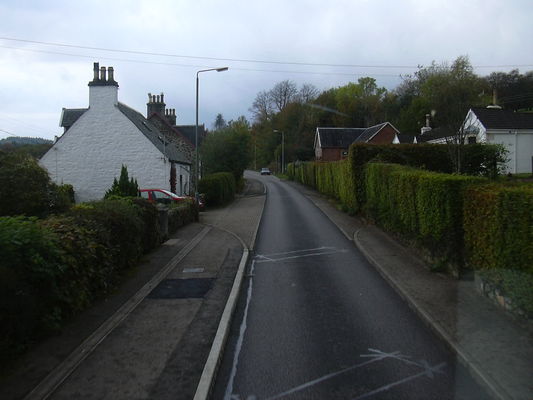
[314,122,400,161]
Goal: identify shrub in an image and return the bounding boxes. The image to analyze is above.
[104,165,139,199]
[0,216,64,359]
[365,163,485,274]
[464,184,533,315]
[168,200,199,234]
[0,153,53,217]
[68,199,144,271]
[131,198,161,252]
[198,172,236,206]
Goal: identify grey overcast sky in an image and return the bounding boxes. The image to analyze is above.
[1,0,532,140]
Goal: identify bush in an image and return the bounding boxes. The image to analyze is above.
[0,216,64,359]
[198,172,236,206]
[104,165,139,199]
[131,198,161,252]
[0,153,53,217]
[68,199,144,271]
[168,200,199,234]
[464,184,533,315]
[365,163,485,274]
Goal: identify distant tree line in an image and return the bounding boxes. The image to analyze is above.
[247,55,533,169]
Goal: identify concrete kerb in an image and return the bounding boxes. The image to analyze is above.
[353,229,511,400]
[193,187,267,400]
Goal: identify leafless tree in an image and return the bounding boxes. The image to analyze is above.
[250,90,274,123]
[297,83,319,104]
[269,80,298,112]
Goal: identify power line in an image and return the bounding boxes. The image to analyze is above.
[3,35,530,70]
[0,45,404,78]
[0,36,420,69]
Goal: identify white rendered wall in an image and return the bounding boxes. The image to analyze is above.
[40,85,178,202]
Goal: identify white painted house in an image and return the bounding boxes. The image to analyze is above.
[40,63,192,202]
[463,107,533,174]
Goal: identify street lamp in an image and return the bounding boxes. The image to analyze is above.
[195,67,228,200]
[273,129,284,174]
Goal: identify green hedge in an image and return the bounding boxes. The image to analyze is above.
[198,172,236,206]
[365,163,485,274]
[464,184,533,315]
[0,197,198,366]
[168,201,199,233]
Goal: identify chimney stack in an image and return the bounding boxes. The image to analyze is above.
[146,91,166,118]
[420,114,432,135]
[88,62,119,108]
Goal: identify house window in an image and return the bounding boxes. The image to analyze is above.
[468,136,477,144]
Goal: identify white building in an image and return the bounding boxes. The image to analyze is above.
[463,107,533,174]
[40,63,193,202]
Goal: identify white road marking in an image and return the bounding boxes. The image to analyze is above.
[351,362,446,400]
[254,247,347,264]
[224,260,256,400]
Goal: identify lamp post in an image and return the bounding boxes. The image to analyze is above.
[195,67,228,201]
[273,129,284,174]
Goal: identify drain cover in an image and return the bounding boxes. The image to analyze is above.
[148,278,215,299]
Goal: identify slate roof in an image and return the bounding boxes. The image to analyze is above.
[60,108,88,129]
[471,107,533,130]
[175,125,207,147]
[395,133,416,144]
[316,128,366,148]
[354,122,391,143]
[317,122,399,148]
[417,127,454,143]
[117,103,189,164]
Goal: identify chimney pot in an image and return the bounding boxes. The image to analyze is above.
[425,114,431,128]
[161,93,164,103]
[100,66,106,81]
[148,93,152,102]
[93,62,99,80]
[108,66,114,82]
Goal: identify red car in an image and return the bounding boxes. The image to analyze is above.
[139,189,205,210]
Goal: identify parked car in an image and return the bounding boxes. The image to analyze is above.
[139,189,205,210]
[260,167,271,175]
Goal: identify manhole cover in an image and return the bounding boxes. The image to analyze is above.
[148,278,215,299]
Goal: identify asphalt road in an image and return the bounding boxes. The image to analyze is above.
[213,174,490,400]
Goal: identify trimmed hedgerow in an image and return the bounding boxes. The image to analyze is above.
[198,172,236,206]
[0,216,64,360]
[0,195,198,366]
[464,184,533,315]
[168,201,199,234]
[365,163,485,275]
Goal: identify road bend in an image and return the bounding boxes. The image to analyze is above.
[213,173,490,400]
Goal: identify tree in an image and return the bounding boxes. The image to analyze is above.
[296,83,319,104]
[250,90,274,123]
[201,117,252,182]
[104,165,139,198]
[213,113,227,130]
[269,80,298,112]
[0,152,70,217]
[486,69,533,111]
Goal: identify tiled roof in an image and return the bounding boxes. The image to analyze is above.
[471,107,533,130]
[354,122,389,143]
[316,128,366,148]
[174,125,207,147]
[117,103,189,164]
[395,133,416,144]
[60,108,88,128]
[417,127,454,143]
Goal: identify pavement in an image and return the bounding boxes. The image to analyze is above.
[1,173,530,400]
